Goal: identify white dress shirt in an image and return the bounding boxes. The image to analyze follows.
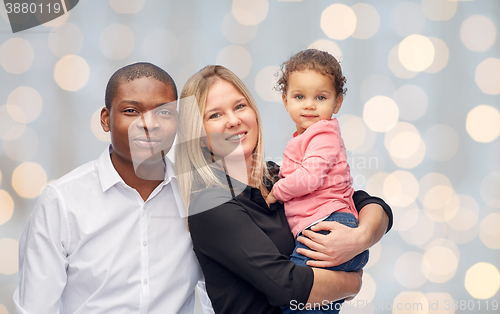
[14,146,214,314]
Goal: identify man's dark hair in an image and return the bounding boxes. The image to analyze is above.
[105,62,178,109]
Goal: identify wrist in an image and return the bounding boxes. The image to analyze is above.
[356,224,372,251]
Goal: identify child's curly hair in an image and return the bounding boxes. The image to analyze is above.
[276,49,347,97]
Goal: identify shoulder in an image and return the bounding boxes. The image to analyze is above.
[303,119,340,139]
[49,160,98,190]
[188,186,238,217]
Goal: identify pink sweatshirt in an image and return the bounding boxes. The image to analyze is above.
[272,119,357,237]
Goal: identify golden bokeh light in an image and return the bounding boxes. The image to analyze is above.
[91,109,111,143]
[320,4,357,40]
[366,172,388,198]
[424,292,454,314]
[383,171,419,207]
[216,45,252,79]
[445,222,479,244]
[6,86,43,123]
[54,55,90,92]
[424,37,449,73]
[0,190,14,225]
[337,115,366,152]
[41,10,69,28]
[422,245,459,283]
[351,3,380,40]
[393,84,428,121]
[393,291,428,314]
[418,173,453,202]
[0,304,7,314]
[365,242,381,269]
[398,35,435,72]
[400,209,435,246]
[460,15,496,52]
[395,252,427,288]
[465,263,500,299]
[0,105,26,141]
[422,0,457,21]
[388,44,418,79]
[232,0,269,26]
[12,162,47,199]
[99,24,135,60]
[48,23,84,57]
[143,29,179,66]
[255,66,281,102]
[394,202,420,232]
[109,0,145,14]
[0,238,19,275]
[445,194,478,230]
[0,38,34,74]
[480,172,500,208]
[385,122,426,169]
[390,2,426,37]
[222,12,258,45]
[466,105,500,143]
[4,126,39,162]
[363,96,399,133]
[308,39,342,61]
[475,58,500,95]
[479,213,500,249]
[424,125,459,161]
[352,272,376,304]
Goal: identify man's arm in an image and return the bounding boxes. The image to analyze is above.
[13,186,69,314]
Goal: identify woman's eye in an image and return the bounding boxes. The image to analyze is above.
[209,113,221,119]
[235,103,246,110]
[158,110,172,116]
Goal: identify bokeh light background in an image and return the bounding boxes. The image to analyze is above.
[0,0,499,313]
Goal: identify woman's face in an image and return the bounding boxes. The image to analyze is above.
[202,79,259,166]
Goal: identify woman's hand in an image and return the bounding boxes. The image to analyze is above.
[307,269,362,304]
[297,204,389,268]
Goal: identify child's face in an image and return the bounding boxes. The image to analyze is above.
[101,77,177,168]
[283,69,343,135]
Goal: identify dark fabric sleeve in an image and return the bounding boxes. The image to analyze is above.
[189,192,314,307]
[352,190,393,233]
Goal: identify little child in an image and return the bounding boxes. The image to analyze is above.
[266,49,369,314]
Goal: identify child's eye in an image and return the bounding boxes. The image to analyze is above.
[317,95,326,100]
[294,95,304,100]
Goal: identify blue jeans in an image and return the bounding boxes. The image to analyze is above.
[281,212,369,314]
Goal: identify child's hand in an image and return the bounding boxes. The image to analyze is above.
[266,189,278,207]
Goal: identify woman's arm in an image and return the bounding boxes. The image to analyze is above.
[295,191,392,268]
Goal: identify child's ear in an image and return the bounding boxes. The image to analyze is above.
[333,94,343,114]
[101,107,111,132]
[282,94,288,112]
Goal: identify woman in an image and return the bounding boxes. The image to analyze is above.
[175,65,392,313]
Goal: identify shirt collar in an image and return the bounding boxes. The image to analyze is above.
[97,145,176,193]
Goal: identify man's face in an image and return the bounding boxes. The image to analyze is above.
[101,77,177,174]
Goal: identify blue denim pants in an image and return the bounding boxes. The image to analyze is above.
[281,212,369,314]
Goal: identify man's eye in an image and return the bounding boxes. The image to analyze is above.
[124,109,138,114]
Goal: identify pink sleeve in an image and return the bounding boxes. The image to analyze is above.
[273,123,340,202]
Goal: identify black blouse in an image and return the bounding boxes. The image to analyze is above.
[188,163,392,314]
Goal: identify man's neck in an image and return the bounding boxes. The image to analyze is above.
[110,153,164,201]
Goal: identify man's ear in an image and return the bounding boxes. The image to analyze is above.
[101,107,111,132]
[333,95,343,114]
[282,94,288,112]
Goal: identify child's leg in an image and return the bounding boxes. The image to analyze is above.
[281,212,369,314]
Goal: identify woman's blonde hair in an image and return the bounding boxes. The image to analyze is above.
[175,65,270,209]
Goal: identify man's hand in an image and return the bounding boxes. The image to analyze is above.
[296,221,368,268]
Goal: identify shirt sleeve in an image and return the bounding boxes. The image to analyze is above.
[13,186,69,314]
[353,190,393,233]
[273,124,339,202]
[189,194,314,307]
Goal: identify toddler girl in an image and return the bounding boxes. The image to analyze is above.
[266,49,369,314]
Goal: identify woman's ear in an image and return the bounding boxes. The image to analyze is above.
[333,95,343,114]
[101,107,111,132]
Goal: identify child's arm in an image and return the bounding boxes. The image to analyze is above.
[13,186,68,313]
[265,188,278,206]
[273,122,340,202]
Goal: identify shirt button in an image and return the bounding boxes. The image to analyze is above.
[143,241,147,247]
[143,279,148,285]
